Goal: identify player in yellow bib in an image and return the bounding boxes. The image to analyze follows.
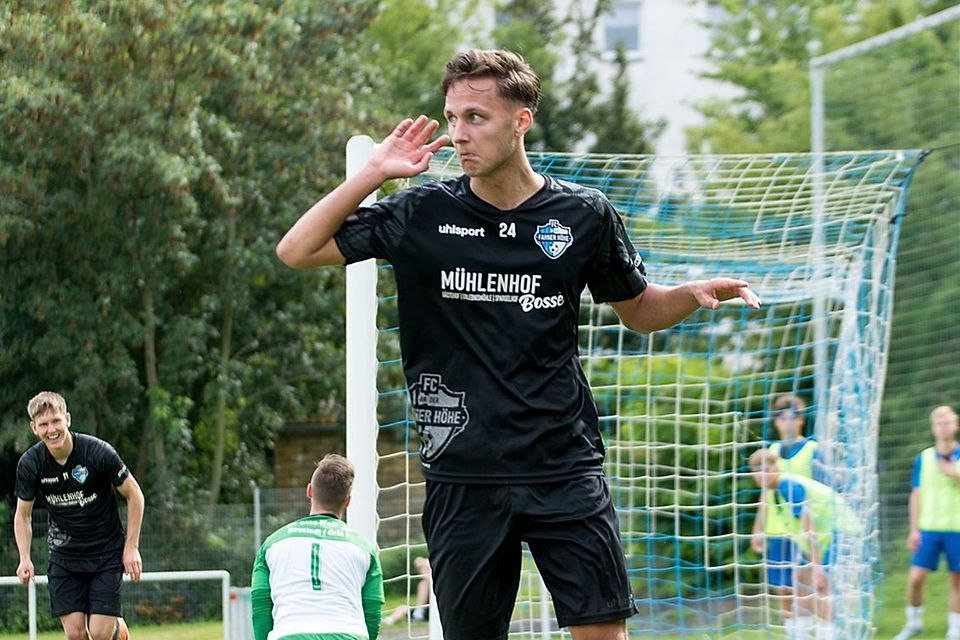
[251,454,384,640]
[750,448,859,640]
[750,395,826,637]
[894,406,960,640]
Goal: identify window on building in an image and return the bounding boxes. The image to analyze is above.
[604,1,642,53]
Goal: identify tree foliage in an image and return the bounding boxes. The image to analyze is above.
[689,0,956,153]
[0,0,386,505]
[492,0,661,154]
[693,0,960,540]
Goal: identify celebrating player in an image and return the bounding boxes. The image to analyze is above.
[14,391,144,640]
[749,448,859,640]
[250,454,384,640]
[894,406,960,640]
[276,48,760,640]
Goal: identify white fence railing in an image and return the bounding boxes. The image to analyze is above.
[0,570,232,640]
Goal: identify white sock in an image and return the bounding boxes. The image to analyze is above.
[815,621,835,640]
[795,616,816,630]
[784,617,815,640]
[948,611,960,636]
[906,605,923,628]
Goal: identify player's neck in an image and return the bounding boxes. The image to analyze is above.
[47,432,74,465]
[309,508,343,520]
[935,439,958,455]
[469,155,544,211]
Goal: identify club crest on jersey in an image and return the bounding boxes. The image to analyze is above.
[409,373,470,465]
[534,219,573,259]
[71,465,89,485]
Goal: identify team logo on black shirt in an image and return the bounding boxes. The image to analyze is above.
[71,465,89,484]
[534,219,573,259]
[409,373,470,465]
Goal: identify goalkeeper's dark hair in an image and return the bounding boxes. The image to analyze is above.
[442,49,541,113]
[311,454,355,510]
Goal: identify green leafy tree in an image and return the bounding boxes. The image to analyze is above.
[0,0,383,508]
[493,0,661,153]
[688,0,864,153]
[590,44,665,155]
[357,0,477,121]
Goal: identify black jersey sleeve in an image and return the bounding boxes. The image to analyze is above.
[15,448,40,502]
[334,184,435,265]
[94,438,131,487]
[586,199,648,303]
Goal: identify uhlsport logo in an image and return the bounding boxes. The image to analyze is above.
[534,219,573,259]
[438,223,485,238]
[409,373,470,465]
[71,465,89,484]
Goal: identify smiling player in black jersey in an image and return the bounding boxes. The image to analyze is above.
[14,391,144,640]
[277,49,761,640]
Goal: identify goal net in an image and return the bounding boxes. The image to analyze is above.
[349,147,922,639]
[812,4,960,558]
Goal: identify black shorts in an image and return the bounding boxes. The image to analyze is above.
[422,474,637,640]
[48,554,123,618]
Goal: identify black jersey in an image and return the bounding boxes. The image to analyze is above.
[335,175,647,483]
[15,432,130,559]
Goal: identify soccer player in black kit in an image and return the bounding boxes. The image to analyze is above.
[277,49,761,640]
[14,391,144,640]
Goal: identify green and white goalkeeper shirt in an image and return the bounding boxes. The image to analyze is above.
[250,514,384,640]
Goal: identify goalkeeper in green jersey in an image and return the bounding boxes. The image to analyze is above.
[251,454,384,640]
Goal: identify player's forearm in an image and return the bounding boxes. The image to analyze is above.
[250,583,275,640]
[13,513,32,562]
[124,484,145,550]
[909,488,919,532]
[276,165,388,269]
[802,511,821,564]
[615,282,700,333]
[753,499,766,533]
[363,599,383,640]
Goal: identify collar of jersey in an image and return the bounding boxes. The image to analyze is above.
[454,174,552,215]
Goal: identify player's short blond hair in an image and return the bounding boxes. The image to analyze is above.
[748,448,779,471]
[930,405,959,422]
[27,391,67,420]
[311,454,355,511]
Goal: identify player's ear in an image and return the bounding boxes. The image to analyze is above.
[344,494,352,509]
[305,483,313,502]
[515,106,533,137]
[64,412,71,428]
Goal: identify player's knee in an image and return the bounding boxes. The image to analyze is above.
[63,628,88,640]
[569,620,628,640]
[87,628,114,640]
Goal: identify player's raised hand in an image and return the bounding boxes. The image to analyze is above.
[16,558,34,585]
[369,115,450,180]
[689,278,761,310]
[123,546,142,583]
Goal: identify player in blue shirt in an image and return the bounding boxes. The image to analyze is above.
[894,406,960,640]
